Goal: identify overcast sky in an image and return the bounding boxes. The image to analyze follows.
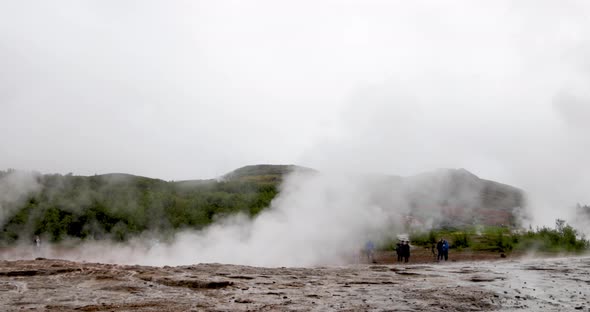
[1,1,589,217]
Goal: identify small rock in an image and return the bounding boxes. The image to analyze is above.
[235,298,253,304]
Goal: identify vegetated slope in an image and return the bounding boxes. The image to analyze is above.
[0,167,282,245]
[403,168,525,228]
[222,164,316,183]
[0,165,523,245]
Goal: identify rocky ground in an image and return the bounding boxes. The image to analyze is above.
[1,253,589,311]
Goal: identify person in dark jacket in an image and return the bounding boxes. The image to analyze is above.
[436,239,444,261]
[402,241,411,263]
[395,242,403,262]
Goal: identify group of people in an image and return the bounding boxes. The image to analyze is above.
[395,241,411,263]
[362,238,450,264]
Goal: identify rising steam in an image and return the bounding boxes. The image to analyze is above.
[1,167,529,267]
[0,171,41,226]
[1,1,590,266]
[3,171,404,266]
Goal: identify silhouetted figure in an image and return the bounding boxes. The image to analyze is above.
[436,239,444,261]
[402,241,410,263]
[395,242,403,262]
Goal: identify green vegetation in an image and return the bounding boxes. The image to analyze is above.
[0,168,282,245]
[471,227,517,252]
[452,231,471,249]
[517,219,589,252]
[408,230,438,246]
[2,166,588,255]
[410,220,589,253]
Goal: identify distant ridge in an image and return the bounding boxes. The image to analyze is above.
[401,168,525,227]
[222,165,525,227]
[222,164,316,183]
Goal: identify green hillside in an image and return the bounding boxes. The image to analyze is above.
[0,166,284,244]
[222,164,316,183]
[0,165,526,245]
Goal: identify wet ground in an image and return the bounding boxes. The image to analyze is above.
[1,255,589,311]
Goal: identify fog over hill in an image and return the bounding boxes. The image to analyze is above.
[0,164,537,266]
[224,165,526,228]
[2,1,590,257]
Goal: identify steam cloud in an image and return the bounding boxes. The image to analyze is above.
[0,171,40,226]
[1,1,590,266]
[1,168,523,267]
[3,171,405,266]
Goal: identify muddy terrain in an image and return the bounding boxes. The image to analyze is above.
[1,255,589,311]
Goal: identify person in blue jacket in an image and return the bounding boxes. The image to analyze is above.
[442,239,449,261]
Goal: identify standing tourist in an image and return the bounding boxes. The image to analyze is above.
[436,239,444,261]
[402,241,411,263]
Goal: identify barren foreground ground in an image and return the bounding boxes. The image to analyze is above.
[1,255,589,311]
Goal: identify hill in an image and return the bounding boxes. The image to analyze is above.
[221,164,316,183]
[0,166,524,245]
[0,170,278,244]
[402,168,524,227]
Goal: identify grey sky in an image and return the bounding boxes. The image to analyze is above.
[1,1,589,224]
